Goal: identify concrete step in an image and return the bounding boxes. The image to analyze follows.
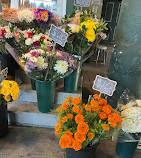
[8,89,80,128]
[18,90,80,105]
[8,101,58,128]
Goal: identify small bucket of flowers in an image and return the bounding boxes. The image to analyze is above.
[21,48,78,113]
[116,100,141,158]
[0,80,20,138]
[54,94,122,158]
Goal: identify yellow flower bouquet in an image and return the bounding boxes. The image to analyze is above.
[55,94,122,158]
[61,9,108,57]
[0,80,19,138]
[0,80,20,103]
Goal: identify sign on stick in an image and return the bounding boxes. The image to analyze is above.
[74,0,91,7]
[49,24,68,47]
[92,75,117,96]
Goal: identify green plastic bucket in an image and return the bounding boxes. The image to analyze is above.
[31,78,36,90]
[116,141,138,158]
[36,80,56,113]
[64,66,81,93]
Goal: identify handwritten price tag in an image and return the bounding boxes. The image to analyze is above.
[92,0,101,5]
[49,24,68,47]
[0,0,2,12]
[0,67,8,82]
[92,75,117,96]
[74,0,91,7]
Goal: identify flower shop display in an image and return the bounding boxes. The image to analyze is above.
[54,94,122,158]
[0,7,109,112]
[0,80,19,138]
[116,100,141,158]
[21,48,77,113]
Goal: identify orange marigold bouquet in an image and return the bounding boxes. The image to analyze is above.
[55,94,122,151]
[0,80,20,104]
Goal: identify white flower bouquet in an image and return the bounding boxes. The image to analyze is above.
[121,100,141,134]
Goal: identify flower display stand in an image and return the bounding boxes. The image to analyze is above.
[5,43,81,128]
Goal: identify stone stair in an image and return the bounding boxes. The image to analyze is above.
[7,86,81,128]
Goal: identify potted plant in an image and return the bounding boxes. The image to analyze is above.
[54,94,122,158]
[0,80,19,138]
[116,100,141,158]
[21,49,78,113]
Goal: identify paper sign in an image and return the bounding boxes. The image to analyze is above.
[74,0,91,7]
[0,67,8,82]
[92,75,117,96]
[49,24,68,47]
[0,0,2,12]
[92,0,101,5]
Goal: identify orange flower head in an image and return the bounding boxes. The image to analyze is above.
[72,105,83,114]
[55,124,62,131]
[62,101,69,110]
[55,130,61,136]
[57,106,62,112]
[77,122,89,134]
[65,131,73,137]
[59,134,72,149]
[57,120,62,125]
[85,104,93,112]
[66,96,73,102]
[102,105,112,115]
[72,97,82,106]
[108,115,117,128]
[75,114,84,124]
[78,109,83,114]
[99,98,107,106]
[113,113,122,124]
[91,100,99,108]
[110,122,117,128]
[93,94,100,100]
[72,141,82,151]
[93,106,101,112]
[74,131,86,143]
[108,115,116,123]
[67,113,74,119]
[102,124,110,131]
[62,116,68,123]
[40,11,49,22]
[87,132,95,140]
[99,112,107,120]
[81,103,86,109]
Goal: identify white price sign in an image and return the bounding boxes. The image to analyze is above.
[74,0,91,7]
[92,75,117,96]
[92,0,101,5]
[49,24,68,47]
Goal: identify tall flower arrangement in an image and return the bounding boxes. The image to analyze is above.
[60,9,108,57]
[55,94,122,151]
